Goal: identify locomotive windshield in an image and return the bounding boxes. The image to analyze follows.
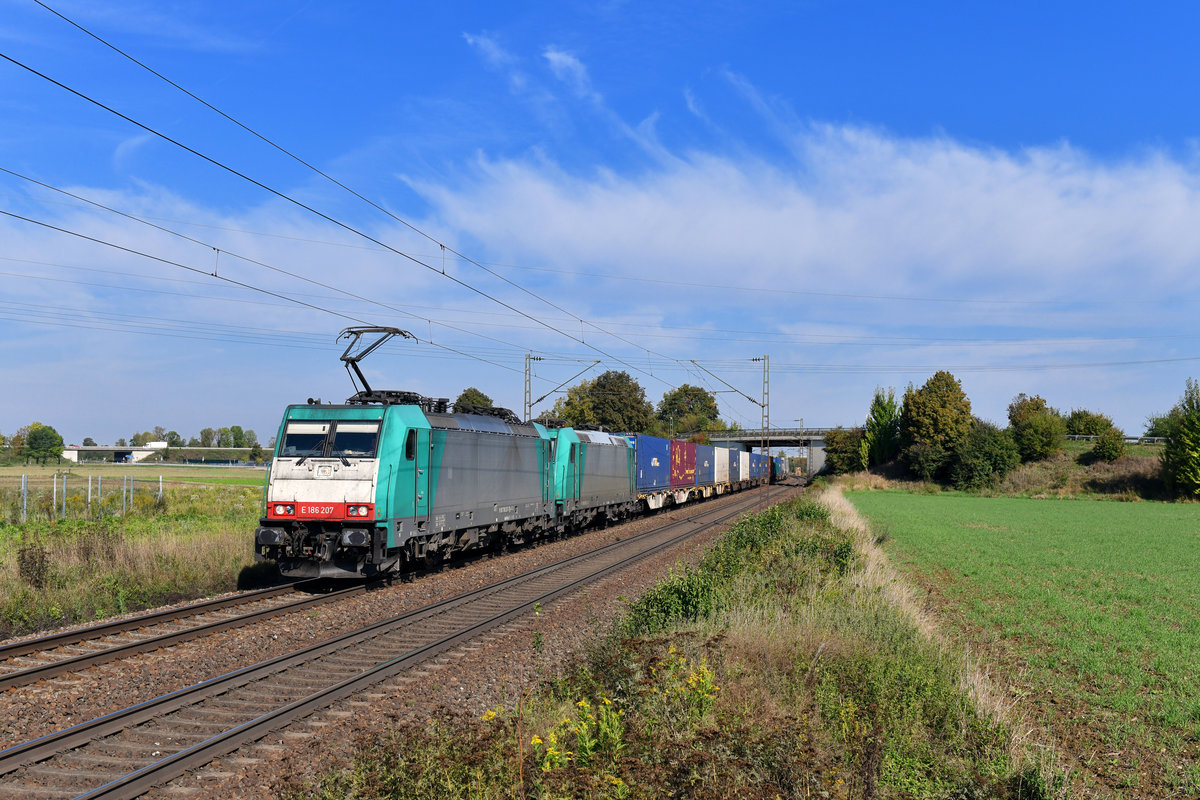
[329,421,380,458]
[280,421,329,458]
[279,420,380,459]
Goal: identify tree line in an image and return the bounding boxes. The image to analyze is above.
[822,371,1200,498]
[1,422,267,465]
[455,372,735,441]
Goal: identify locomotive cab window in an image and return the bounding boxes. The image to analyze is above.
[280,421,329,458]
[330,421,381,458]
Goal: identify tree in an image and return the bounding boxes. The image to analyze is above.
[949,421,1020,491]
[823,427,866,475]
[115,437,127,447]
[244,429,259,447]
[187,436,201,447]
[199,428,216,447]
[864,387,901,466]
[230,425,246,448]
[657,385,720,436]
[10,425,31,457]
[1160,378,1200,498]
[152,425,167,440]
[130,431,153,446]
[249,442,265,463]
[454,387,493,409]
[216,427,233,447]
[165,431,184,447]
[25,423,64,465]
[898,371,973,480]
[1065,408,1116,437]
[553,370,655,432]
[1145,411,1181,438]
[1008,394,1065,462]
[82,436,97,447]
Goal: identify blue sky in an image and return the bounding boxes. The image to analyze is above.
[3,0,1200,445]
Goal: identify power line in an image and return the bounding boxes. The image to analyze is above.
[0,207,523,375]
[0,165,536,361]
[3,28,679,386]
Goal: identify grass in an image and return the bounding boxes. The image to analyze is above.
[286,493,1050,800]
[846,488,1200,798]
[0,480,272,637]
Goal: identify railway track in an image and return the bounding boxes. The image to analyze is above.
[0,582,366,692]
[0,485,790,799]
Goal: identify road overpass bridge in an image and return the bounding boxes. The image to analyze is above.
[709,428,834,476]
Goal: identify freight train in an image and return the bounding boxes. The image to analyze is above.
[253,328,783,579]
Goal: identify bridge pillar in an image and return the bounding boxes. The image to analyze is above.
[807,445,826,477]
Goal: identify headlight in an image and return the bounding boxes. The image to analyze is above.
[272,504,295,516]
[347,504,371,517]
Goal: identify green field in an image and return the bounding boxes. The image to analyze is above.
[847,489,1200,797]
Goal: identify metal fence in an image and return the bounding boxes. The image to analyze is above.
[1,474,166,524]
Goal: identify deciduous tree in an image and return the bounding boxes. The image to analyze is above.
[898,371,973,480]
[199,428,216,447]
[657,384,720,436]
[25,423,64,465]
[553,370,654,433]
[454,387,493,409]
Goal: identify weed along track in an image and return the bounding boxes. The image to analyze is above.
[0,582,361,692]
[0,486,793,799]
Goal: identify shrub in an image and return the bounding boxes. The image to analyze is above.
[949,421,1020,490]
[1008,395,1066,462]
[823,426,866,475]
[1090,427,1126,462]
[1161,378,1200,498]
[1012,411,1066,462]
[1065,408,1116,437]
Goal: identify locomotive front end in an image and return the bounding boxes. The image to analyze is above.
[256,408,390,578]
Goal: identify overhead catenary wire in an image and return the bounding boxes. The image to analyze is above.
[0,45,676,390]
[0,207,522,375]
[0,165,540,362]
[32,0,688,366]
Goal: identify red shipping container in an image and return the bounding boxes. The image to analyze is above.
[670,440,697,488]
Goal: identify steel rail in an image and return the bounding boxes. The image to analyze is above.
[0,485,789,799]
[0,585,364,691]
[0,583,310,660]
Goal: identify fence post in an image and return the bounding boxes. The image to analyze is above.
[21,475,27,523]
[122,475,127,517]
[62,474,67,519]
[159,475,163,503]
[53,474,58,519]
[88,475,92,513]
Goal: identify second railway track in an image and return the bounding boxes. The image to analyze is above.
[0,583,366,692]
[0,485,793,800]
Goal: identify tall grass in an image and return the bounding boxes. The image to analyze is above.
[0,484,266,637]
[288,492,1052,800]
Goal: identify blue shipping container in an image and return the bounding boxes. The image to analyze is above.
[630,434,670,492]
[695,444,715,486]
